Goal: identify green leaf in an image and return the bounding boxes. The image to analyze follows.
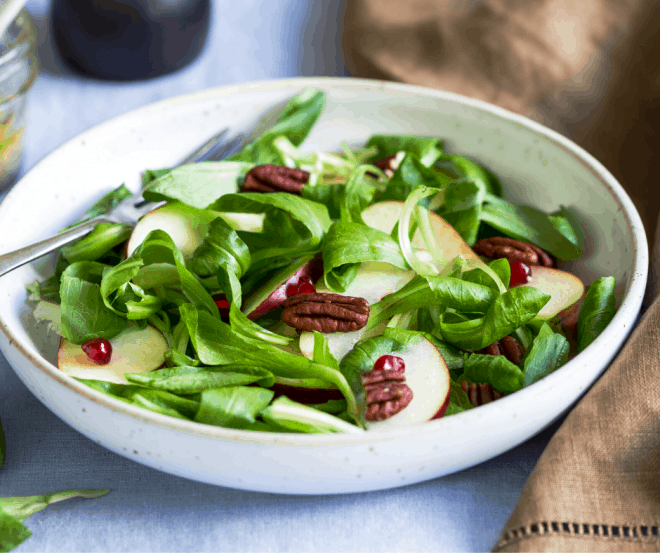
[443,381,474,416]
[523,323,570,386]
[577,276,616,353]
[60,262,127,344]
[321,221,409,292]
[380,154,451,203]
[438,286,551,350]
[481,198,583,260]
[61,223,132,263]
[364,135,443,167]
[438,153,502,196]
[260,397,362,434]
[126,364,274,395]
[339,335,400,395]
[437,178,483,246]
[464,353,524,393]
[229,88,326,165]
[0,509,31,552]
[194,386,274,429]
[142,162,253,208]
[0,489,108,523]
[212,192,331,263]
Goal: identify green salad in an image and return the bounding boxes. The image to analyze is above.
[29,88,617,434]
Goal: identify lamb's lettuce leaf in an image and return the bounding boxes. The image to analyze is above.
[142,162,253,208]
[321,221,409,292]
[211,192,331,263]
[437,286,551,350]
[463,353,525,393]
[194,386,274,429]
[60,262,127,343]
[228,88,325,165]
[364,135,443,167]
[577,276,616,353]
[523,323,570,386]
[260,397,362,434]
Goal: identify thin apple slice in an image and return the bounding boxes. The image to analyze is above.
[126,202,264,258]
[126,201,217,258]
[361,200,480,262]
[365,335,451,431]
[57,324,168,384]
[298,261,416,361]
[516,266,585,319]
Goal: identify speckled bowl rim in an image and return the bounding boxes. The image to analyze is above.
[0,76,648,447]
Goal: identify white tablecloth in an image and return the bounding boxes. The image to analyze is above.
[0,1,563,550]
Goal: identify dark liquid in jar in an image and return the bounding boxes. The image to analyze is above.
[51,0,210,81]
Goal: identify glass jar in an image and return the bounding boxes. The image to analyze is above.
[0,10,38,192]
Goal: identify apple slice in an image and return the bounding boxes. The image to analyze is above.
[361,200,480,262]
[516,266,585,319]
[298,261,416,361]
[57,324,168,384]
[126,201,216,258]
[126,201,264,258]
[242,256,322,320]
[365,335,451,431]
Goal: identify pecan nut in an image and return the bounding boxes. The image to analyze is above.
[281,293,369,333]
[477,335,525,366]
[473,237,555,267]
[461,381,505,407]
[361,369,413,421]
[243,165,309,194]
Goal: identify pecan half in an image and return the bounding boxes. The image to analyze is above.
[281,293,369,333]
[461,381,505,407]
[478,335,525,366]
[361,369,413,421]
[243,165,309,194]
[473,237,555,267]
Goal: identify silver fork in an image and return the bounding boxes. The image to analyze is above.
[0,128,250,278]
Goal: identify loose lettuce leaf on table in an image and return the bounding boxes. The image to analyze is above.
[0,489,108,553]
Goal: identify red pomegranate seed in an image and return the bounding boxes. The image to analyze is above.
[373,354,406,372]
[286,277,316,297]
[212,294,230,318]
[81,338,112,365]
[509,260,531,285]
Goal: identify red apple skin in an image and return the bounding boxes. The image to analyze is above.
[430,391,451,420]
[247,257,323,320]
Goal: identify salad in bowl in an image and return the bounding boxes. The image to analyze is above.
[28,88,617,435]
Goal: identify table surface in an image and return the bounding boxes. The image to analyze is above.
[0,1,565,551]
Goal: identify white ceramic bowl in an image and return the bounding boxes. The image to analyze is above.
[0,78,648,494]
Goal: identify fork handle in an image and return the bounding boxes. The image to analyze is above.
[0,217,107,277]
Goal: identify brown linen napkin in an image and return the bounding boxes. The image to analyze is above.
[341,1,660,551]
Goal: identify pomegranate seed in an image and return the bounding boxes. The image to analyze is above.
[373,354,405,372]
[508,260,531,286]
[81,338,112,365]
[286,277,316,297]
[212,294,230,318]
